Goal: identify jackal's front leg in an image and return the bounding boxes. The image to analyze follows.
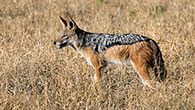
[90,56,105,90]
[94,68,102,90]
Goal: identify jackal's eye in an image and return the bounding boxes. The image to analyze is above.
[62,35,66,38]
[62,35,67,38]
[62,35,69,40]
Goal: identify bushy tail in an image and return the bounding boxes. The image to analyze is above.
[150,40,167,82]
[154,51,167,81]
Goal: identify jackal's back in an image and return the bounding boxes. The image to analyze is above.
[80,32,151,52]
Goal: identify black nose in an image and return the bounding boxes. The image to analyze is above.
[53,41,56,45]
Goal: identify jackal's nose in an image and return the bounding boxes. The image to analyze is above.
[53,41,56,45]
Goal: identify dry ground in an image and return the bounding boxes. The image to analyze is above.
[0,0,195,109]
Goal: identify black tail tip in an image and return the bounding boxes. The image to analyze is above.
[155,69,167,82]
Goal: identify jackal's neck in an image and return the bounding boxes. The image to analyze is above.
[74,28,88,49]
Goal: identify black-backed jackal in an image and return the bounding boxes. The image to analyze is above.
[54,16,167,89]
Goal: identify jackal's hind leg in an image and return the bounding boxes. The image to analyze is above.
[133,63,155,89]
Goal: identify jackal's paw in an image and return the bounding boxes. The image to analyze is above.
[91,74,97,83]
[145,80,155,90]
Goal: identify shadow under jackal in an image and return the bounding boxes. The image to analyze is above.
[54,16,167,89]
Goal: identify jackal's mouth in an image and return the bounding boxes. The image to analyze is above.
[53,41,69,49]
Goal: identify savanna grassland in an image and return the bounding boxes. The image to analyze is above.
[0,0,195,109]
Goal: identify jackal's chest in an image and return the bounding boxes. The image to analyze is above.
[77,49,94,66]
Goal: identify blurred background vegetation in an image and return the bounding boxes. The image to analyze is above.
[0,0,194,109]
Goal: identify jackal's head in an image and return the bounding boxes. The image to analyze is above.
[54,16,79,49]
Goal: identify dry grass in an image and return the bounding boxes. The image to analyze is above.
[0,0,195,109]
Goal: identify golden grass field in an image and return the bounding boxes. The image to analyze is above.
[0,0,195,109]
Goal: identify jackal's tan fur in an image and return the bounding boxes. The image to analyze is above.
[54,16,166,89]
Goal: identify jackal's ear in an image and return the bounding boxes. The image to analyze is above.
[59,16,68,30]
[67,16,77,31]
